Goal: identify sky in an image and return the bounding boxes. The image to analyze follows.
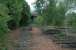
[26,0,36,12]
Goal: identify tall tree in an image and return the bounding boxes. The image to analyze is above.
[35,0,49,15]
[0,0,31,48]
[6,0,25,27]
[35,0,66,27]
[6,0,31,28]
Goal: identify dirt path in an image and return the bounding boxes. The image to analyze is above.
[8,28,31,50]
[30,27,70,50]
[8,27,71,50]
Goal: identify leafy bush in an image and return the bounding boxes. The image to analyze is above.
[0,0,31,48]
[0,4,11,48]
[34,16,45,26]
[0,0,31,36]
[0,4,11,37]
[67,13,76,28]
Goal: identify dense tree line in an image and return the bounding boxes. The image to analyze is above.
[0,0,31,32]
[34,0,76,28]
[0,0,31,48]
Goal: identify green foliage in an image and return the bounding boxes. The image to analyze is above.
[19,2,31,26]
[54,3,66,26]
[0,0,31,32]
[6,0,31,27]
[0,4,10,34]
[0,0,31,48]
[35,0,66,27]
[0,4,11,48]
[34,16,45,26]
[67,13,76,28]
[35,0,45,15]
[7,0,24,27]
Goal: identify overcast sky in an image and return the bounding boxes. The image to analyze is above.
[26,0,36,12]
